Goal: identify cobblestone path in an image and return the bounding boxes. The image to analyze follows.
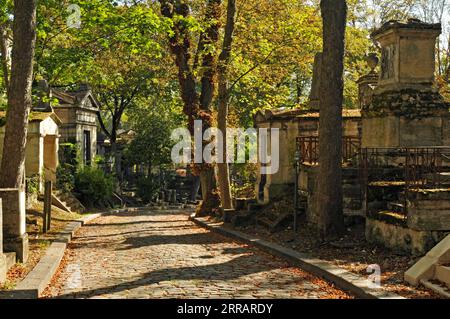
[45,210,351,299]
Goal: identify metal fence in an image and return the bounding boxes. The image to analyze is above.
[361,147,450,191]
[296,135,361,165]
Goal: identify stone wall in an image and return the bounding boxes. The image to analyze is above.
[0,119,59,193]
[407,191,450,231]
[366,218,446,256]
[362,115,449,148]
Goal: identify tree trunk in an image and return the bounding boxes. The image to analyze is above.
[315,0,347,239]
[216,0,236,210]
[0,0,37,189]
[159,0,223,216]
[197,0,222,215]
[0,23,10,97]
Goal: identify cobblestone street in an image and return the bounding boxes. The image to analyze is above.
[45,210,351,299]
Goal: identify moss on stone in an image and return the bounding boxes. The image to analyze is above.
[363,89,450,119]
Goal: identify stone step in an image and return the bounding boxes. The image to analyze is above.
[420,279,450,298]
[435,265,450,285]
[5,252,16,271]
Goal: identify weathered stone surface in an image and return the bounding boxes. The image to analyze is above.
[435,265,450,285]
[254,108,360,204]
[0,189,26,237]
[0,189,28,262]
[372,19,441,91]
[366,218,445,256]
[0,115,60,194]
[407,199,450,231]
[362,20,449,149]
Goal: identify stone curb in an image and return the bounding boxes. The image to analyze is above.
[190,215,406,300]
[0,212,103,299]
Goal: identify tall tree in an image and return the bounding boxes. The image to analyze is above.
[0,0,12,98]
[316,0,347,239]
[159,0,222,216]
[216,0,236,210]
[34,1,165,183]
[0,0,37,188]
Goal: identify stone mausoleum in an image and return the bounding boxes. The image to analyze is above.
[51,85,100,165]
[0,111,61,193]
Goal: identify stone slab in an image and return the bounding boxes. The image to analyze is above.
[405,234,450,286]
[435,265,450,285]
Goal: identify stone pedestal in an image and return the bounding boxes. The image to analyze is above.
[0,199,7,283]
[0,189,28,263]
[362,20,449,148]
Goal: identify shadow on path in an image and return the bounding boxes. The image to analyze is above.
[53,253,300,299]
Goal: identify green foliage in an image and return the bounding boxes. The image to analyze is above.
[59,143,80,167]
[56,143,81,193]
[56,165,75,193]
[124,99,181,168]
[136,175,160,203]
[74,166,114,207]
[25,175,40,196]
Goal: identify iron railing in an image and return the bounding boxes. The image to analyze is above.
[361,147,450,217]
[296,135,361,165]
[361,147,450,190]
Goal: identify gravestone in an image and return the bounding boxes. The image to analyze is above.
[309,52,322,111]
